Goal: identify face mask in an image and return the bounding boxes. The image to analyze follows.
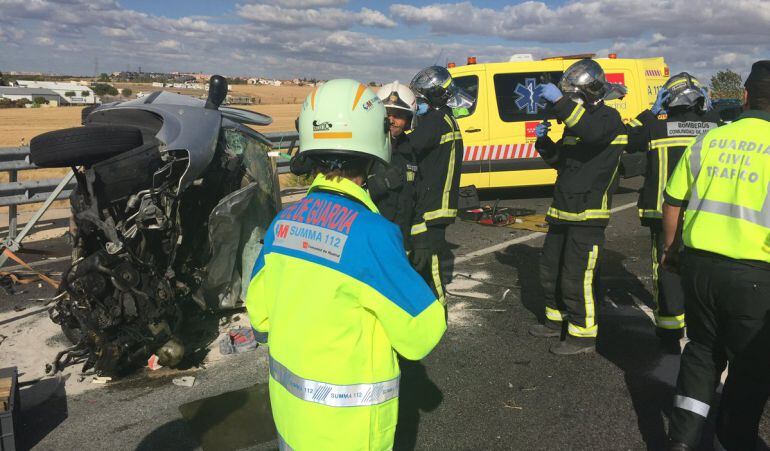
[416,103,429,116]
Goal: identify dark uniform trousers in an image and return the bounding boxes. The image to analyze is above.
[649,222,686,333]
[540,224,604,342]
[670,249,770,449]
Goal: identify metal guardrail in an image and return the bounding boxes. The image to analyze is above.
[0,131,299,267]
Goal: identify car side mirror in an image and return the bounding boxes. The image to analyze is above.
[206,75,228,110]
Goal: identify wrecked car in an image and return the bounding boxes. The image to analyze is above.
[29,76,281,375]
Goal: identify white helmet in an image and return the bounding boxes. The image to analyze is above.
[377,81,417,116]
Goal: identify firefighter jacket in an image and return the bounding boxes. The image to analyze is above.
[665,109,770,266]
[368,132,418,243]
[627,108,721,225]
[395,106,463,236]
[535,97,627,227]
[245,174,446,451]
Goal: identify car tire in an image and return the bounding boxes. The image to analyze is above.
[30,125,143,168]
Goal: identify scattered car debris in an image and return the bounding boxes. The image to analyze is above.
[219,327,258,355]
[91,376,112,384]
[172,376,196,387]
[146,355,163,371]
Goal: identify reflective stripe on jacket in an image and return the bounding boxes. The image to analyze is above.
[627,108,721,224]
[396,106,464,235]
[246,174,446,451]
[535,97,627,227]
[665,110,770,264]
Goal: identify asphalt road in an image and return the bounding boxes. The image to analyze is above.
[4,178,770,450]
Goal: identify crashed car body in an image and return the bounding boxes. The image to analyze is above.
[30,77,281,375]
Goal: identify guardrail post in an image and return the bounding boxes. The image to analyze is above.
[7,168,17,240]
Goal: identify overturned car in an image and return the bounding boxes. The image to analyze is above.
[30,77,281,375]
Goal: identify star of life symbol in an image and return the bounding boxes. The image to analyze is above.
[514,78,546,114]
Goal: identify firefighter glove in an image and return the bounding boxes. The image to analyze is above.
[652,89,670,115]
[540,83,563,103]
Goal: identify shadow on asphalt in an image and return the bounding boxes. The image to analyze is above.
[394,359,443,451]
[18,376,69,450]
[599,248,673,450]
[493,243,545,322]
[135,420,199,451]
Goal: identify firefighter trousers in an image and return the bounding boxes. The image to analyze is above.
[539,225,604,342]
[649,223,686,333]
[669,249,770,449]
[417,253,445,307]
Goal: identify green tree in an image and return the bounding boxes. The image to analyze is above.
[121,88,133,97]
[64,91,76,97]
[98,73,111,82]
[710,69,744,100]
[93,83,118,96]
[33,96,47,105]
[0,71,6,86]
[16,98,30,108]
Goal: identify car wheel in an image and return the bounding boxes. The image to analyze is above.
[30,125,143,168]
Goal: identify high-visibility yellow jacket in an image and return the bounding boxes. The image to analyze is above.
[665,110,770,264]
[246,174,447,451]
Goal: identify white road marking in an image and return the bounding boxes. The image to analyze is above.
[455,201,638,264]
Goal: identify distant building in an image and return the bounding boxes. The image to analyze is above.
[14,80,97,105]
[0,87,62,105]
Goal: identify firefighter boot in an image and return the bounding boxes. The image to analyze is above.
[549,337,595,355]
[528,323,561,338]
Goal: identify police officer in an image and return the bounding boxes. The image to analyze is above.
[626,73,721,351]
[246,79,446,450]
[662,60,770,450]
[529,59,628,355]
[395,66,467,305]
[368,81,419,243]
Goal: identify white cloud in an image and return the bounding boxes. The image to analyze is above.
[34,36,54,45]
[390,0,770,44]
[236,4,395,29]
[271,0,348,6]
[157,39,181,50]
[0,0,764,83]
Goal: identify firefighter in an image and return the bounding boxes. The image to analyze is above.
[662,60,770,450]
[529,59,628,355]
[367,81,419,243]
[394,66,468,305]
[246,79,447,451]
[626,73,722,352]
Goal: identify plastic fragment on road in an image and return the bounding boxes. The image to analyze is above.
[173,376,196,387]
[218,327,258,355]
[147,354,163,371]
[92,376,112,384]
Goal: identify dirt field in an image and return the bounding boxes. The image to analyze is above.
[113,83,313,106]
[0,91,304,205]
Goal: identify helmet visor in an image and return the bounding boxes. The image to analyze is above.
[447,86,475,109]
[603,82,628,101]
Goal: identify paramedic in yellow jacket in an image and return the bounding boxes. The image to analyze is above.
[246,79,447,451]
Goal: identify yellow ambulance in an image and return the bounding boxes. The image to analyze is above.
[448,54,669,188]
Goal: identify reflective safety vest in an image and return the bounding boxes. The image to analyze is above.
[665,110,770,264]
[246,174,446,451]
[627,108,721,224]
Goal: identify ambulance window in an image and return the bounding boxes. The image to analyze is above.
[493,71,562,122]
[453,75,478,116]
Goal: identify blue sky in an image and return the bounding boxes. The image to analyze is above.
[0,0,767,82]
